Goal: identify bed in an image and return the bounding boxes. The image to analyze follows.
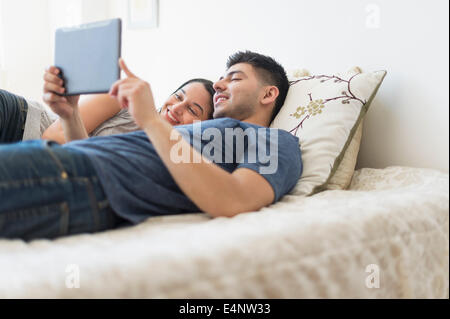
[0,165,448,298]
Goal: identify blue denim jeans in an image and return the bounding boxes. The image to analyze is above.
[0,140,130,241]
[0,89,28,143]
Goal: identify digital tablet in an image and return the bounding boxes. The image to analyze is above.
[54,18,122,96]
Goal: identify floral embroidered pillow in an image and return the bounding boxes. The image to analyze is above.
[271,68,387,196]
[286,68,364,191]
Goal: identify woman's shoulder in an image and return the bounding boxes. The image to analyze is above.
[90,107,139,137]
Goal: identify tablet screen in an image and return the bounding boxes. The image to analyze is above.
[55,18,122,96]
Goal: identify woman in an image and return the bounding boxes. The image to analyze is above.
[0,71,215,144]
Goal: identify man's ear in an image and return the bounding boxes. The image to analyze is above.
[261,86,279,106]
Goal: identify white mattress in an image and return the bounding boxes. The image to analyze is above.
[0,166,448,298]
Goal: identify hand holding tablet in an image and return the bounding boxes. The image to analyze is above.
[42,65,80,119]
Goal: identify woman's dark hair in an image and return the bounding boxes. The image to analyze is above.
[172,78,215,119]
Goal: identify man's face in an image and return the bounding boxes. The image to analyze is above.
[212,63,262,120]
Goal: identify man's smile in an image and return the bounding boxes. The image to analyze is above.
[214,94,229,107]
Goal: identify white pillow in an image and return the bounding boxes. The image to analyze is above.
[326,119,363,190]
[286,68,364,191]
[271,67,387,196]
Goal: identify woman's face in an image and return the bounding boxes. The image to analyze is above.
[160,82,213,125]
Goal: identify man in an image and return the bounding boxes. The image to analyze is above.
[0,51,302,241]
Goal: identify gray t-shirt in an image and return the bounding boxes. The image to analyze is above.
[22,99,139,140]
[65,118,303,224]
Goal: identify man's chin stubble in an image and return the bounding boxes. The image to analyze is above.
[213,108,227,119]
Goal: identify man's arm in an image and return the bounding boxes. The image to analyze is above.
[143,117,275,217]
[110,59,275,218]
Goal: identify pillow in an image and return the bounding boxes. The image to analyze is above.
[271,67,386,196]
[286,68,364,191]
[326,119,363,190]
[325,66,365,191]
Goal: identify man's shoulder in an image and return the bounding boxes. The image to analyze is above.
[177,117,239,130]
[203,117,241,127]
[178,118,299,145]
[209,119,299,145]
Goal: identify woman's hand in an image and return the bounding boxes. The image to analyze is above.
[109,58,159,129]
[42,66,80,119]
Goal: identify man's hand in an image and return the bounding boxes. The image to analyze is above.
[43,66,80,119]
[109,58,159,129]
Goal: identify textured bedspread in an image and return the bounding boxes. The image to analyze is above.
[0,166,448,298]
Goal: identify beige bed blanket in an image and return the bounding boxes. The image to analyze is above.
[0,166,448,298]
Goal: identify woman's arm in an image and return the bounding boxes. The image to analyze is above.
[42,94,121,143]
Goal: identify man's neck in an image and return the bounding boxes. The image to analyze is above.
[241,113,271,128]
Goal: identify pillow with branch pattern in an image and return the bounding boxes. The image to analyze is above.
[286,68,364,192]
[271,67,387,196]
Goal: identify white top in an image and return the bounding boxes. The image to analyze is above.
[22,99,139,140]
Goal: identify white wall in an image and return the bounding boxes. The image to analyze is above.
[1,0,448,173]
[0,0,52,99]
[0,0,110,100]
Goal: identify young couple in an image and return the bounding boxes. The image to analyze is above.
[0,51,303,241]
[0,78,214,144]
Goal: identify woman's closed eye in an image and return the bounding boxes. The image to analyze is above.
[188,106,198,116]
[174,91,201,117]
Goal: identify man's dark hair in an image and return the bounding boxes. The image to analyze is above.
[226,51,289,123]
[172,78,215,119]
